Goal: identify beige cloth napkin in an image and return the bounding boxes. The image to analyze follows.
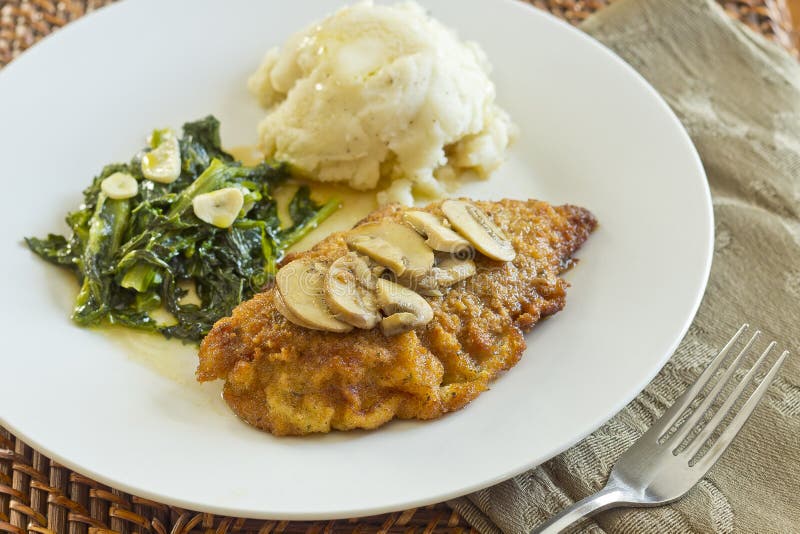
[449,0,800,532]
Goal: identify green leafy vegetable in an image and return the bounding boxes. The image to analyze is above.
[280,186,342,252]
[73,194,132,325]
[26,116,339,343]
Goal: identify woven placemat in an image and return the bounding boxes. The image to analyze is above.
[0,1,796,533]
[1,0,797,66]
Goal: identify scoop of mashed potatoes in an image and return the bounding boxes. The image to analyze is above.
[248,1,516,204]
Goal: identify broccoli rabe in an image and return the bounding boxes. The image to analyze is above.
[26,116,339,343]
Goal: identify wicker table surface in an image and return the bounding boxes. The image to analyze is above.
[0,1,796,533]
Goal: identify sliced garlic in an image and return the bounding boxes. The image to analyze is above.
[192,187,245,228]
[346,221,434,277]
[141,128,181,184]
[375,278,433,336]
[441,200,516,262]
[276,259,353,333]
[100,172,138,200]
[324,252,381,329]
[403,210,471,255]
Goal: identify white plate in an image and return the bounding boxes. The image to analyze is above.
[0,0,712,520]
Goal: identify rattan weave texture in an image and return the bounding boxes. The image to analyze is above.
[0,0,795,532]
[1,0,796,66]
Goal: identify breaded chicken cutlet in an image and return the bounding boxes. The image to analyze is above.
[197,199,596,435]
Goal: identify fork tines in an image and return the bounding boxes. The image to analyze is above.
[654,324,789,468]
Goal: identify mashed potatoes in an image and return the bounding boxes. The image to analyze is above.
[248,1,516,205]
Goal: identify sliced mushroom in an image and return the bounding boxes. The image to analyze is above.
[441,200,516,262]
[276,259,353,333]
[347,235,406,275]
[192,187,245,228]
[403,210,471,255]
[413,257,477,296]
[434,257,477,285]
[375,278,433,336]
[141,128,181,184]
[324,252,381,329]
[101,172,138,200]
[273,288,319,330]
[380,312,421,337]
[346,221,434,277]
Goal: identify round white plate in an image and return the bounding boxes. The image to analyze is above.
[0,0,712,520]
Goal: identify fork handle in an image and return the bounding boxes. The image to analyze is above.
[531,485,627,534]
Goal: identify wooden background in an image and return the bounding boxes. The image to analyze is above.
[788,0,800,44]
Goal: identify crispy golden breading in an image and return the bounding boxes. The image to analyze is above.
[197,199,596,435]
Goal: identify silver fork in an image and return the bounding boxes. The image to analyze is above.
[534,324,789,534]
